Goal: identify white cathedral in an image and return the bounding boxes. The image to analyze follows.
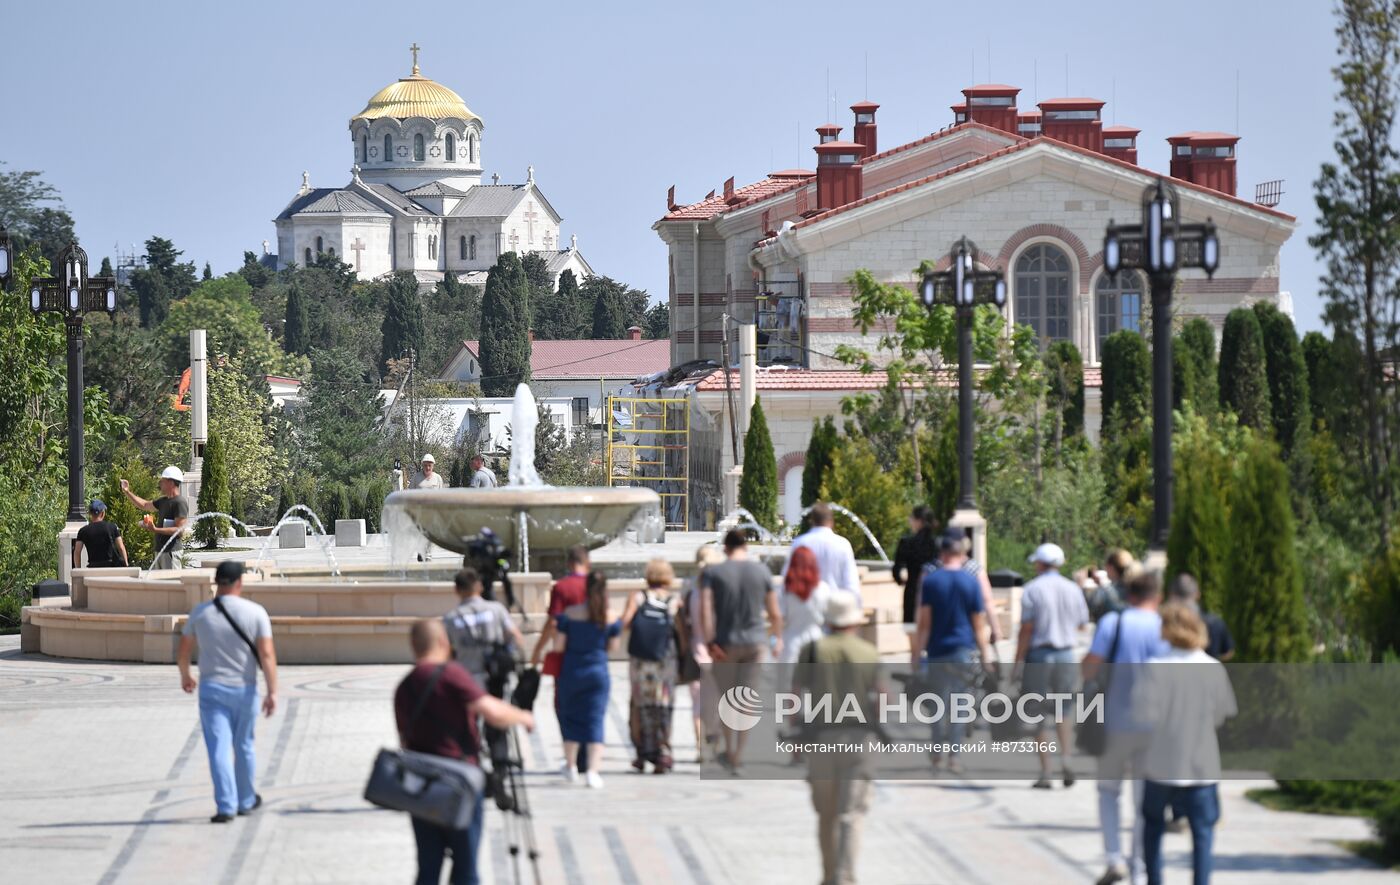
[274,47,592,289]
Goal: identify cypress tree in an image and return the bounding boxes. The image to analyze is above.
[1252,301,1311,459]
[738,398,779,531]
[1173,317,1219,415]
[379,272,425,377]
[1218,307,1273,432]
[1099,330,1150,441]
[194,433,231,548]
[277,484,296,523]
[1222,436,1309,662]
[586,275,631,339]
[1045,340,1085,442]
[801,417,837,508]
[554,269,585,339]
[202,262,213,281]
[99,257,114,277]
[1167,416,1234,613]
[284,283,310,355]
[320,482,351,529]
[479,252,531,396]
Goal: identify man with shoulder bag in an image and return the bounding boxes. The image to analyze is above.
[177,561,278,824]
[390,619,534,885]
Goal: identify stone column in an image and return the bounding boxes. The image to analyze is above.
[738,321,757,442]
[185,330,208,502]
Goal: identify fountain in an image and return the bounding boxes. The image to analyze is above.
[383,384,660,562]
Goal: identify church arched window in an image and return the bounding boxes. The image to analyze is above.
[460,236,467,260]
[469,235,477,260]
[384,134,393,163]
[446,134,456,162]
[1014,243,1072,346]
[414,134,425,162]
[360,135,367,163]
[304,247,312,265]
[469,134,477,163]
[315,236,323,255]
[328,246,335,258]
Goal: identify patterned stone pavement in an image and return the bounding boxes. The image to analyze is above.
[0,636,1392,884]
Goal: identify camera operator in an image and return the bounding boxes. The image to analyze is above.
[444,568,525,810]
[464,529,515,610]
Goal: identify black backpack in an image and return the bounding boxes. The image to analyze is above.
[627,592,675,662]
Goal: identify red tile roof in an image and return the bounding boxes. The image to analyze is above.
[693,365,1106,392]
[458,338,670,380]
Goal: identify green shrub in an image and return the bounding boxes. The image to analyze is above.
[1219,308,1273,433]
[818,435,909,559]
[1375,792,1400,861]
[194,433,230,548]
[102,453,159,568]
[1100,330,1150,442]
[738,399,778,531]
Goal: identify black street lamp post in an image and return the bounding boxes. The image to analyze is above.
[920,236,1007,511]
[1103,178,1219,553]
[18,239,118,522]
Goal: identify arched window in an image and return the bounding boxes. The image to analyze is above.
[327,246,335,258]
[428,235,438,260]
[384,134,392,162]
[315,236,323,255]
[304,247,312,265]
[445,133,456,162]
[414,134,425,161]
[469,235,477,260]
[1096,271,1143,351]
[1014,243,1072,345]
[460,236,467,260]
[469,134,477,163]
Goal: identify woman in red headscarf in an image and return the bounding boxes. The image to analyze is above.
[778,545,843,664]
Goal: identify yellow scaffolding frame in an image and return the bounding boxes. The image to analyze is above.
[607,395,690,531]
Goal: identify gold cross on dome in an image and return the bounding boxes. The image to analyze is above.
[410,43,421,76]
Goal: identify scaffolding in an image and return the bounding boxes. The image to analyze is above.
[606,395,690,531]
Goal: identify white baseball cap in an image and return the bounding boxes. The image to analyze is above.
[420,453,435,463]
[160,466,184,483]
[1028,542,1066,568]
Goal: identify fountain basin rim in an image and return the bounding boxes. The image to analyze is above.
[385,486,661,508]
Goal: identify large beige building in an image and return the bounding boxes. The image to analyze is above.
[653,85,1295,370]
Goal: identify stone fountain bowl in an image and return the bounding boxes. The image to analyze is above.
[384,486,662,555]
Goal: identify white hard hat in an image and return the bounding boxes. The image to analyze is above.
[161,466,184,483]
[421,453,435,463]
[1028,542,1066,568]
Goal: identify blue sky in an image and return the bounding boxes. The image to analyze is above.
[1,0,1338,330]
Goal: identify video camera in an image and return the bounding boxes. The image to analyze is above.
[464,529,515,611]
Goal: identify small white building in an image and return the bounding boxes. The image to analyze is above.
[437,330,671,426]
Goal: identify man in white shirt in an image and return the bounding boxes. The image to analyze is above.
[469,454,498,489]
[414,453,444,490]
[785,503,860,602]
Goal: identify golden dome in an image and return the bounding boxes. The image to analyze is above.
[352,59,479,124]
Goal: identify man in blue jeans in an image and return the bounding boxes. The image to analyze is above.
[178,561,278,823]
[912,530,993,773]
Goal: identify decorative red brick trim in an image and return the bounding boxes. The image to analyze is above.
[1177,277,1279,295]
[808,317,896,333]
[675,331,694,344]
[674,293,728,306]
[776,450,807,494]
[996,223,1094,287]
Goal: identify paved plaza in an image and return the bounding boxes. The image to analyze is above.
[1,636,1392,884]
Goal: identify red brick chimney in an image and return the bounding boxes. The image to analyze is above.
[627,325,642,341]
[951,101,967,125]
[1168,132,1240,196]
[962,84,1019,135]
[850,101,879,158]
[1102,125,1140,165]
[1017,110,1042,138]
[1038,98,1105,152]
[814,141,864,211]
[815,122,842,144]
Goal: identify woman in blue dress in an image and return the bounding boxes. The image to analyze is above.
[555,570,621,789]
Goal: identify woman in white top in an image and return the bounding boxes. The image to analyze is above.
[778,546,838,664]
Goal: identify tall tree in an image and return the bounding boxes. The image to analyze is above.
[645,302,670,340]
[1168,412,1246,613]
[1044,340,1085,452]
[554,269,586,338]
[301,347,384,483]
[1219,307,1273,432]
[1099,330,1150,442]
[1223,436,1310,661]
[801,417,838,509]
[207,358,283,519]
[162,275,302,380]
[0,162,75,268]
[202,262,213,281]
[479,252,531,396]
[379,272,425,378]
[284,282,310,356]
[131,237,197,327]
[1253,301,1312,459]
[194,433,231,548]
[1173,317,1219,415]
[586,275,632,339]
[1312,0,1400,545]
[738,399,778,531]
[98,257,114,277]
